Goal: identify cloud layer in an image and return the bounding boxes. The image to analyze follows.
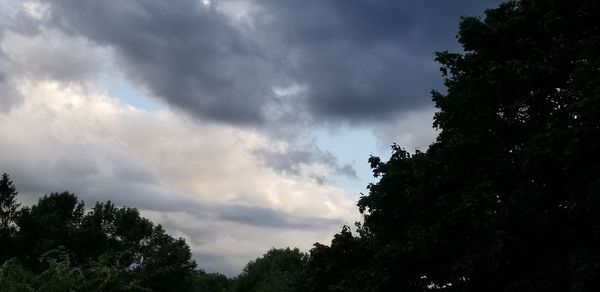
[0,80,357,274]
[36,0,499,126]
[0,0,502,274]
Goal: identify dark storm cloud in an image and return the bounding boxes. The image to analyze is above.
[40,0,501,125]
[45,0,274,124]
[256,0,502,121]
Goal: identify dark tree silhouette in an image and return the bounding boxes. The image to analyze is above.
[0,173,19,232]
[233,248,308,292]
[0,177,206,291]
[351,0,600,291]
[304,225,372,292]
[0,173,20,262]
[16,192,85,271]
[193,270,233,292]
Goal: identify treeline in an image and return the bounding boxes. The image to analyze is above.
[4,0,600,291]
[0,174,352,292]
[0,173,346,292]
[0,174,231,291]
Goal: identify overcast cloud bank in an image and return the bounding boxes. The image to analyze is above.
[0,0,500,274]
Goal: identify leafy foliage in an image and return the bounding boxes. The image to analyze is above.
[0,173,218,292]
[233,248,307,292]
[304,226,372,292]
[193,270,233,292]
[0,173,20,262]
[337,0,600,291]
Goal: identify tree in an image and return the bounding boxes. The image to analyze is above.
[79,203,198,290]
[192,270,233,292]
[0,173,20,262]
[233,248,308,292]
[0,173,19,233]
[15,192,84,270]
[34,251,85,292]
[76,202,155,271]
[0,251,149,292]
[4,185,201,291]
[135,225,198,291]
[355,0,600,291]
[304,226,372,292]
[0,258,35,292]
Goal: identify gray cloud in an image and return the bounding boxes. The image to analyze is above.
[216,203,343,229]
[153,206,344,276]
[253,142,357,179]
[256,0,503,122]
[1,29,107,82]
[37,0,501,125]
[11,147,342,232]
[0,72,22,113]
[45,0,275,125]
[0,12,23,112]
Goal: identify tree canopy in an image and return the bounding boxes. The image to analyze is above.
[0,177,209,291]
[0,173,20,262]
[233,247,308,292]
[335,0,600,290]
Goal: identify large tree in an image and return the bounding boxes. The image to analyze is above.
[4,186,200,291]
[15,192,85,270]
[233,248,308,292]
[0,173,19,232]
[352,0,600,291]
[0,173,20,262]
[304,226,372,292]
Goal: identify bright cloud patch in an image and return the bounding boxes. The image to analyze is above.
[0,79,359,274]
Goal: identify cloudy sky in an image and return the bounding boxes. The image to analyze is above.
[0,0,501,275]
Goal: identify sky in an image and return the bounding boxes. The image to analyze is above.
[0,0,501,275]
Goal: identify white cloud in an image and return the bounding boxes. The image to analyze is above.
[1,28,109,82]
[0,79,359,274]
